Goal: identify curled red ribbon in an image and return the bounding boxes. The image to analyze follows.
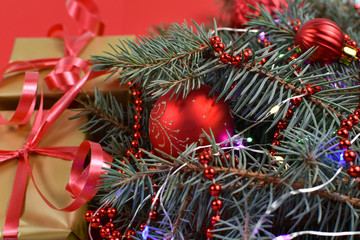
[0,0,113,238]
[1,72,113,239]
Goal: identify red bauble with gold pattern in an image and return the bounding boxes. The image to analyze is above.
[295,18,345,63]
[149,85,234,157]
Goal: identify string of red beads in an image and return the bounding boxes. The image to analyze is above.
[85,207,121,239]
[199,149,223,239]
[269,85,321,158]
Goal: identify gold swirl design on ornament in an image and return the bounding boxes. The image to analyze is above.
[150,101,189,156]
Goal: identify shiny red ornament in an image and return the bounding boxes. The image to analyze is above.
[355,109,360,117]
[134,114,142,122]
[344,150,357,162]
[210,36,221,45]
[206,227,215,238]
[273,130,282,140]
[295,18,345,63]
[90,216,101,228]
[131,140,139,148]
[340,119,353,130]
[149,210,158,220]
[112,230,121,237]
[349,114,359,125]
[151,195,160,206]
[136,106,143,113]
[107,208,117,218]
[213,42,225,52]
[105,222,115,231]
[277,120,288,130]
[199,149,212,165]
[210,215,221,225]
[204,167,216,179]
[100,226,112,238]
[98,208,107,217]
[337,128,349,138]
[271,140,280,146]
[133,131,141,139]
[339,138,351,149]
[290,97,302,106]
[139,223,147,231]
[269,149,277,156]
[84,210,93,222]
[285,109,294,119]
[230,0,287,27]
[220,53,232,64]
[149,85,234,158]
[347,165,360,178]
[125,230,135,240]
[211,199,223,211]
[209,184,221,196]
[231,55,241,66]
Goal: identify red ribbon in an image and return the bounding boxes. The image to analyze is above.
[0,0,104,125]
[1,72,113,239]
[0,0,113,238]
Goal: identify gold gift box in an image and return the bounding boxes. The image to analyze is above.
[0,36,134,110]
[0,110,89,239]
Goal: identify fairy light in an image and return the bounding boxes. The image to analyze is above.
[246,137,253,143]
[212,27,259,34]
[274,230,360,239]
[270,105,281,114]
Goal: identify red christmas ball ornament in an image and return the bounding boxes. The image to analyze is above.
[209,183,221,196]
[84,210,93,222]
[149,85,234,158]
[230,0,287,27]
[294,18,345,63]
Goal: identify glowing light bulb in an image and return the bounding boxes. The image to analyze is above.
[270,105,280,114]
[246,137,253,143]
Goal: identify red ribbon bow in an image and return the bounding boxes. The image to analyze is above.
[0,0,114,238]
[1,72,113,239]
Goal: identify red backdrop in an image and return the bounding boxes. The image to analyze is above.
[0,0,219,68]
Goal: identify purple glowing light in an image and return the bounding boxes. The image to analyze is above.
[259,32,266,40]
[273,234,291,240]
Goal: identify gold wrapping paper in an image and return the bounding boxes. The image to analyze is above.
[0,36,134,110]
[0,110,89,239]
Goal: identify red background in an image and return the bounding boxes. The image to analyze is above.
[0,0,220,68]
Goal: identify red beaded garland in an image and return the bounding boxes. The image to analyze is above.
[290,97,302,106]
[220,53,232,64]
[125,230,135,240]
[139,223,147,231]
[231,55,241,66]
[349,114,359,125]
[209,36,221,45]
[285,109,294,119]
[277,120,288,130]
[271,139,280,146]
[107,208,117,218]
[149,210,158,220]
[340,119,353,130]
[206,227,215,238]
[90,216,101,228]
[112,230,121,237]
[199,149,212,165]
[213,42,225,52]
[210,215,221,225]
[100,226,112,238]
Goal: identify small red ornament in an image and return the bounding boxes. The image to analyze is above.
[98,208,107,217]
[349,114,359,125]
[231,55,241,66]
[295,18,345,63]
[213,42,225,52]
[220,53,232,64]
[269,149,277,156]
[100,226,112,238]
[273,130,282,140]
[277,120,288,130]
[105,222,115,231]
[355,109,360,116]
[209,184,221,196]
[85,210,93,222]
[90,216,101,228]
[125,230,135,240]
[347,165,360,178]
[271,140,280,146]
[337,128,349,138]
[339,138,351,149]
[112,230,121,237]
[210,36,221,45]
[199,149,212,165]
[133,131,141,139]
[131,140,139,148]
[139,223,147,231]
[341,119,353,130]
[344,150,357,162]
[149,210,158,220]
[210,215,221,225]
[211,199,223,211]
[151,195,160,206]
[206,227,215,238]
[285,109,294,119]
[107,208,117,218]
[204,167,216,179]
[149,85,234,157]
[290,97,302,106]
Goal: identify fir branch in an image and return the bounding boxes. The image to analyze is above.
[170,195,193,238]
[176,163,360,208]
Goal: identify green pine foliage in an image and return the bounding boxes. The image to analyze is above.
[76,0,360,239]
